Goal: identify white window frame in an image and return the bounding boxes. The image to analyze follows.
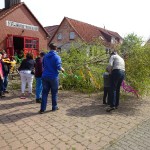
[69,32,75,40]
[111,37,116,44]
[57,33,62,40]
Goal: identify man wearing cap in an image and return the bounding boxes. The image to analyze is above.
[106,51,125,112]
[39,43,64,113]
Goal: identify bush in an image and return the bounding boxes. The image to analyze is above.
[59,42,109,93]
[120,34,150,96]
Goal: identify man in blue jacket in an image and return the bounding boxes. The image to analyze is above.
[39,43,64,113]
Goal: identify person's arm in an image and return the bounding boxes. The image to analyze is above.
[107,56,114,73]
[56,56,65,72]
[60,67,65,73]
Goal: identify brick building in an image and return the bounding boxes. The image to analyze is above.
[45,17,123,50]
[0,0,49,58]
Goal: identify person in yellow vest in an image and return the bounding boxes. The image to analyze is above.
[10,56,17,74]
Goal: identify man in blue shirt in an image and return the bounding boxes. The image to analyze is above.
[39,43,64,114]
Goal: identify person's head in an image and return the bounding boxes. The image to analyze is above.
[40,52,46,58]
[110,51,117,56]
[2,51,7,58]
[0,52,3,59]
[49,43,57,50]
[106,66,109,72]
[26,53,33,59]
[10,56,15,61]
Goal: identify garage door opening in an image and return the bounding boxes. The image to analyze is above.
[13,36,24,59]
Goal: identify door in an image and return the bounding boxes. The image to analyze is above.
[6,34,14,58]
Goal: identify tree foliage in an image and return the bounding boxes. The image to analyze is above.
[59,34,150,96]
[119,34,150,95]
[59,42,109,93]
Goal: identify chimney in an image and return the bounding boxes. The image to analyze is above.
[5,0,21,9]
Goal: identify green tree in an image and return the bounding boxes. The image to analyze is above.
[120,34,150,95]
[59,42,109,93]
[120,33,143,54]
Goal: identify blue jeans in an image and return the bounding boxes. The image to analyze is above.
[36,77,42,99]
[110,69,125,108]
[3,75,8,91]
[41,77,59,111]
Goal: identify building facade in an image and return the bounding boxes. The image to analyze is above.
[45,17,123,51]
[0,0,49,58]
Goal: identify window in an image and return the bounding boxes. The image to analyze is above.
[99,36,104,40]
[69,32,75,40]
[25,39,38,49]
[111,37,116,44]
[57,33,62,40]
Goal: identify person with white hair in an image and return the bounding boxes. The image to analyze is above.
[106,51,125,112]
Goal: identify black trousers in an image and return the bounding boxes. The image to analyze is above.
[103,87,111,104]
[110,69,125,108]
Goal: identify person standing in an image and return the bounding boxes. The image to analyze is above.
[106,52,125,112]
[102,67,111,105]
[18,53,35,99]
[2,52,10,94]
[35,52,45,103]
[0,52,5,98]
[39,43,64,114]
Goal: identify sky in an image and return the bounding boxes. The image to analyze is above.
[0,0,150,41]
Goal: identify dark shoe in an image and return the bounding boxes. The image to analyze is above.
[4,90,9,94]
[39,110,45,114]
[103,102,107,105]
[106,107,116,112]
[36,98,42,103]
[0,95,5,98]
[0,92,5,98]
[52,107,59,111]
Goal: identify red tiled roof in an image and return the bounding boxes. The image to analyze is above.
[65,17,122,43]
[44,25,59,38]
[0,2,49,36]
[66,17,104,43]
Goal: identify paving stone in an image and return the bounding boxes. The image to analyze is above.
[0,140,8,147]
[40,141,55,150]
[8,140,23,149]
[1,91,150,150]
[24,141,39,150]
[105,118,150,150]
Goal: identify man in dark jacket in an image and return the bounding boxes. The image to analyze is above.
[39,43,64,114]
[35,52,45,103]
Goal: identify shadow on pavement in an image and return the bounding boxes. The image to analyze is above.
[0,111,39,124]
[0,100,35,110]
[66,95,142,117]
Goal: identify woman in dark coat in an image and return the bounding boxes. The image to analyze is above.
[18,53,35,99]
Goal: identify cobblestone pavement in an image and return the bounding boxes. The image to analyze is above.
[0,90,150,150]
[105,118,150,150]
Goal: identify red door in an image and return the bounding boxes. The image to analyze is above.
[24,37,39,58]
[6,34,14,58]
